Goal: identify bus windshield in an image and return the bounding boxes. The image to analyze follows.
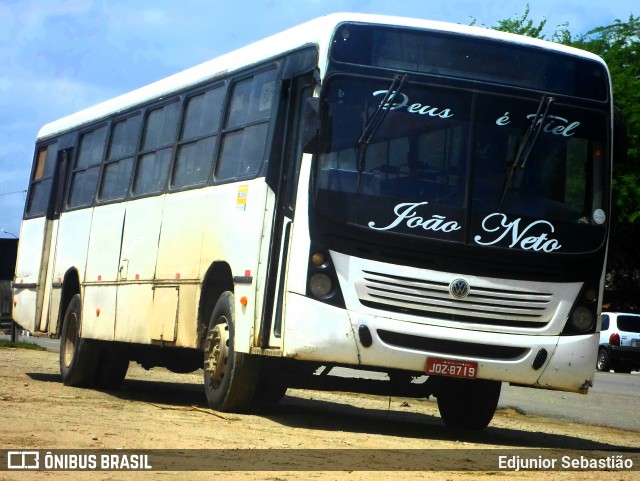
[315,75,609,254]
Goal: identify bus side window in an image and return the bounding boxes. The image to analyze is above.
[172,85,224,189]
[216,69,277,181]
[99,114,142,201]
[132,101,180,195]
[26,142,58,217]
[68,125,107,208]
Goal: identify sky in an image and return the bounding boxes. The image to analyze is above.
[0,0,636,237]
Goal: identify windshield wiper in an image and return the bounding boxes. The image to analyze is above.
[358,74,408,146]
[356,74,408,184]
[498,95,554,209]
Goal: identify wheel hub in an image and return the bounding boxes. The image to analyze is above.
[63,312,77,368]
[205,322,229,384]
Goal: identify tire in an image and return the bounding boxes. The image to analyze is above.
[436,378,501,430]
[596,349,611,372]
[203,292,260,412]
[59,294,99,387]
[95,343,129,390]
[253,362,288,404]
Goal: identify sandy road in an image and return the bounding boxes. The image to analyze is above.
[0,346,639,481]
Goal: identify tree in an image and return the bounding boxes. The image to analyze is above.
[476,3,571,42]
[492,4,547,38]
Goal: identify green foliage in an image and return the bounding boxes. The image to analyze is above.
[493,4,546,38]
[613,173,640,224]
[487,3,572,42]
[0,340,46,350]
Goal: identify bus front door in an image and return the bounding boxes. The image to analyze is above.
[258,76,313,350]
[37,148,72,334]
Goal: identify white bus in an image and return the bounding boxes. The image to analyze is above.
[13,13,614,429]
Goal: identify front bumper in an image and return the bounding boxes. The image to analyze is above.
[283,292,598,393]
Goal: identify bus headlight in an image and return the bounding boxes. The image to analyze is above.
[562,283,599,336]
[309,273,332,298]
[305,246,345,307]
[570,306,594,332]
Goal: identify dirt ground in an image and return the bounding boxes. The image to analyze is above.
[0,346,639,481]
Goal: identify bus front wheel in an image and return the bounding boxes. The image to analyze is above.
[436,378,501,430]
[253,361,288,404]
[203,292,260,412]
[59,294,99,387]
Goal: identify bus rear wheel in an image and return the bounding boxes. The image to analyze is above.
[436,378,501,430]
[59,294,99,387]
[203,292,260,412]
[95,344,129,390]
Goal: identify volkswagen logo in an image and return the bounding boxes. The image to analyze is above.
[449,278,470,299]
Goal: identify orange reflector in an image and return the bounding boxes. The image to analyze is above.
[311,252,325,266]
[240,296,248,307]
[96,308,101,317]
[176,273,181,279]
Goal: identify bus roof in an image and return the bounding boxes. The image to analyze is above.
[37,12,606,141]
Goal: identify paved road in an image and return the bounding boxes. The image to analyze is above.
[1,332,60,351]
[4,333,639,432]
[500,371,640,432]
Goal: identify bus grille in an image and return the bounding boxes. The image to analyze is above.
[356,270,554,327]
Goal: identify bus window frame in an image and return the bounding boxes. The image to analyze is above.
[24,140,60,219]
[66,123,108,210]
[213,65,281,185]
[97,111,143,204]
[130,97,183,199]
[170,82,227,191]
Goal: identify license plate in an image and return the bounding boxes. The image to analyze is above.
[632,339,640,348]
[425,357,478,379]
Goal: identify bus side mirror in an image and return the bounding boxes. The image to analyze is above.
[302,97,320,154]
